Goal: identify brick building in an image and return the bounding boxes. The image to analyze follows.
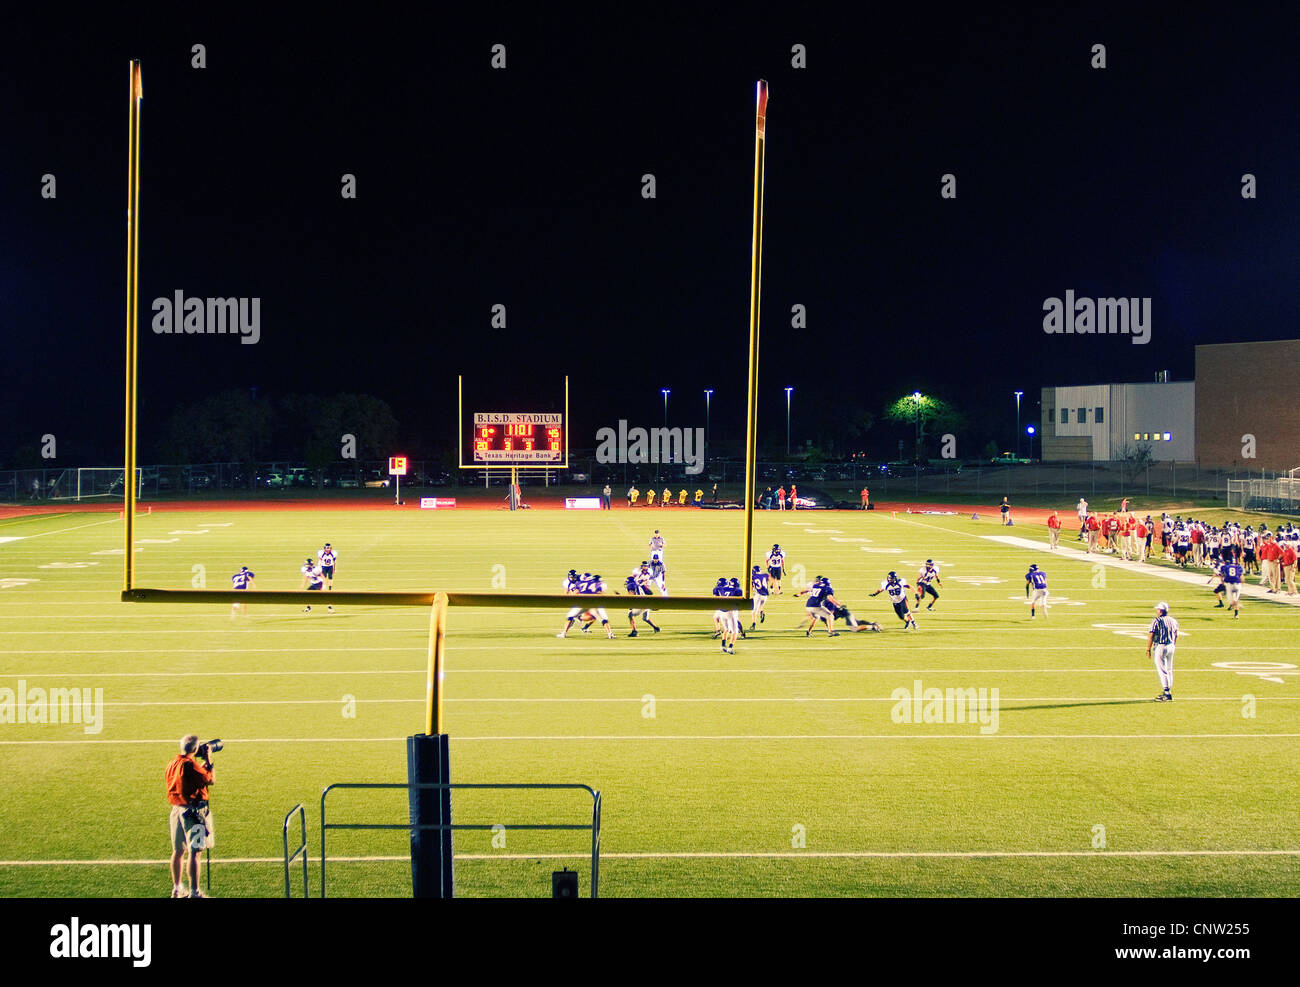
[1195,339,1300,470]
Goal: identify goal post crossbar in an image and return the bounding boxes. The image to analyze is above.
[122,588,741,610]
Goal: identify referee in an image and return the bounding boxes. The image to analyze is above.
[1146,602,1179,702]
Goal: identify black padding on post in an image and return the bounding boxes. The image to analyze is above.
[407,733,453,898]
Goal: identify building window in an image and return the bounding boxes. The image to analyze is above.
[1061,409,1069,424]
[1133,433,1141,441]
[1078,407,1087,423]
[1095,406,1104,424]
[1048,408,1054,424]
[1143,433,1150,441]
[1163,432,1171,441]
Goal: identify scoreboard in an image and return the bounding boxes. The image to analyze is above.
[471,412,564,465]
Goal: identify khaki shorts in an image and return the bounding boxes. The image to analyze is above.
[170,803,214,854]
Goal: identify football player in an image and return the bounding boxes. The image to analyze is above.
[711,577,739,653]
[870,571,917,630]
[557,573,615,639]
[230,566,255,618]
[796,576,839,636]
[914,560,942,610]
[1024,563,1049,618]
[625,563,661,636]
[318,543,338,590]
[749,565,769,629]
[728,577,747,640]
[765,544,786,594]
[301,558,330,613]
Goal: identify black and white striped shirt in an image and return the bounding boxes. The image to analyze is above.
[1149,615,1178,646]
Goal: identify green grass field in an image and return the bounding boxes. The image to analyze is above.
[1,503,1297,898]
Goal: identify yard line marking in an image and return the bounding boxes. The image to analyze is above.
[0,537,24,545]
[4,733,1297,745]
[2,849,1298,866]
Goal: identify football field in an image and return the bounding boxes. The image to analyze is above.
[1,503,1297,898]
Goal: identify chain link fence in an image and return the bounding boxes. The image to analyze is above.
[2,460,1296,513]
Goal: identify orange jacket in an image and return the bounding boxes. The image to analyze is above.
[165,754,213,806]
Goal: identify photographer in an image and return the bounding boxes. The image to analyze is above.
[165,734,217,898]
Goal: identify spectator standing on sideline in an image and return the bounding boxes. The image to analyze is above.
[602,484,612,510]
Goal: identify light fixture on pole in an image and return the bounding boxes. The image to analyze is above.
[913,391,922,462]
[659,389,670,481]
[704,389,713,466]
[1026,424,1036,461]
[785,387,793,457]
[1014,390,1023,459]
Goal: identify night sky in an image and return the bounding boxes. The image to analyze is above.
[2,7,1297,465]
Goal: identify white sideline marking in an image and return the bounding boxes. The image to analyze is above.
[4,849,1298,866]
[0,537,24,545]
[0,517,120,540]
[86,695,1300,707]
[3,733,1297,746]
[983,534,1300,607]
[0,668,1280,679]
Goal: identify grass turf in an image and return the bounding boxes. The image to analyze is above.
[0,503,1297,897]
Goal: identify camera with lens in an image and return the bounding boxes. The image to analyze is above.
[196,738,224,760]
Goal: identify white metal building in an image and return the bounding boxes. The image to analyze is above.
[1039,380,1195,462]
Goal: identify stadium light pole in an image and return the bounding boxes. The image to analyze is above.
[1027,424,1036,461]
[704,389,713,466]
[913,391,922,462]
[659,388,670,481]
[785,387,793,457]
[1014,390,1023,459]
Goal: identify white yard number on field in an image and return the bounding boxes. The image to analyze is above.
[1212,661,1298,685]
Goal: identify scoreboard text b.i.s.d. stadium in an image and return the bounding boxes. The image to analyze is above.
[472,413,564,464]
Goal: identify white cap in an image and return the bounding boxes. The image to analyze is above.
[1155,602,1169,614]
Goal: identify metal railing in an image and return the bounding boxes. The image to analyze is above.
[283,803,309,898]
[319,782,602,899]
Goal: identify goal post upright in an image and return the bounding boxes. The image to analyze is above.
[741,80,768,591]
[124,59,143,592]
